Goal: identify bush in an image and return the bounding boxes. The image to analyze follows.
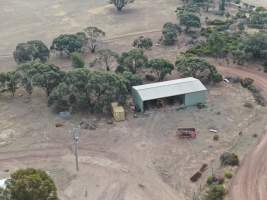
[3,168,58,200]
[133,36,153,49]
[71,53,85,68]
[175,55,222,84]
[206,184,226,200]
[213,134,219,141]
[207,19,228,26]
[225,171,233,179]
[161,22,181,45]
[13,40,50,64]
[220,152,239,166]
[207,175,224,185]
[241,77,254,88]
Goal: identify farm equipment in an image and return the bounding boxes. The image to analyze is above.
[177,128,197,139]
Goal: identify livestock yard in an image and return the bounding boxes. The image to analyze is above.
[1,0,267,200]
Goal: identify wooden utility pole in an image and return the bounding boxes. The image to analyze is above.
[72,126,80,171]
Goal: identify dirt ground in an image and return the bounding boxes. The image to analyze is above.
[0,82,266,200]
[1,1,267,200]
[0,0,178,70]
[243,0,267,7]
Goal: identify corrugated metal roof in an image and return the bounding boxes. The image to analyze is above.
[132,77,207,101]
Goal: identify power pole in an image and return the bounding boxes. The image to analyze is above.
[72,126,80,171]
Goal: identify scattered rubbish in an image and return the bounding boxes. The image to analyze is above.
[138,183,145,189]
[177,128,197,139]
[106,119,113,125]
[55,123,64,128]
[199,164,208,173]
[80,120,97,130]
[209,129,218,133]
[223,78,230,83]
[0,178,8,189]
[190,171,202,182]
[213,135,219,141]
[59,111,71,120]
[197,103,206,109]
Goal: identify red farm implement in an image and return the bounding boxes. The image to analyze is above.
[177,128,197,139]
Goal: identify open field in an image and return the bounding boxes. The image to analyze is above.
[1,0,267,200]
[243,0,267,7]
[0,83,266,200]
[0,0,178,69]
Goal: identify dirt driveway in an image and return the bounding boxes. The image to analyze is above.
[216,65,267,200]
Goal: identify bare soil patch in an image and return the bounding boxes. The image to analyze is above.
[0,83,266,200]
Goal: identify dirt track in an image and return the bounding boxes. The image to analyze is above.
[217,65,267,200]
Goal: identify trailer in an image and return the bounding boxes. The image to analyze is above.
[177,128,197,139]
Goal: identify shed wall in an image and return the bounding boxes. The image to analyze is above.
[132,89,144,112]
[184,91,207,106]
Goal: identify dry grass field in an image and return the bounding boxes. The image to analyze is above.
[1,1,267,200]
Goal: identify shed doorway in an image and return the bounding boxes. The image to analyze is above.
[143,94,185,111]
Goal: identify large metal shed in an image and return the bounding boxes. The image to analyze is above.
[132,77,207,112]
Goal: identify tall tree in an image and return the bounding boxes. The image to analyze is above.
[179,13,201,32]
[148,58,174,81]
[3,168,58,200]
[109,0,135,11]
[51,34,83,56]
[133,36,153,49]
[161,22,181,45]
[17,62,65,96]
[95,49,119,71]
[219,0,225,12]
[117,49,148,73]
[84,27,105,53]
[13,40,49,64]
[207,31,226,57]
[176,55,222,84]
[5,72,20,96]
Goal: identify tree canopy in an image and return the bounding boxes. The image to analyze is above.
[161,22,181,45]
[2,168,58,200]
[175,55,222,84]
[109,0,135,11]
[95,49,119,71]
[133,36,153,49]
[84,27,105,53]
[17,62,65,96]
[13,40,49,64]
[243,32,267,59]
[117,49,148,73]
[50,34,84,55]
[48,69,129,113]
[179,13,201,32]
[147,58,174,81]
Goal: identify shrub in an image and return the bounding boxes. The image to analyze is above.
[225,171,233,179]
[161,22,181,45]
[71,53,85,68]
[241,77,254,88]
[13,40,50,64]
[207,175,224,185]
[175,55,222,84]
[206,184,226,200]
[220,152,239,166]
[133,36,153,49]
[207,19,228,26]
[213,134,219,141]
